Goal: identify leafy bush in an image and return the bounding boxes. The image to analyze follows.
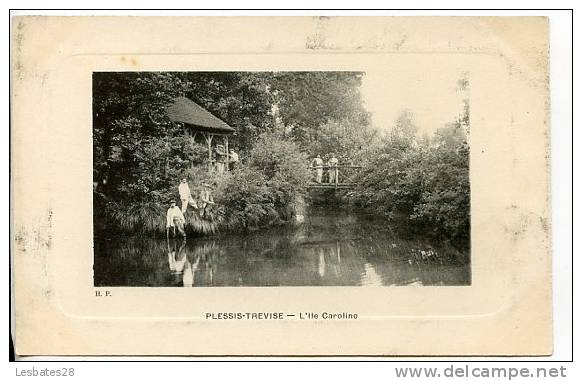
[345,123,470,245]
[248,133,310,213]
[249,134,309,183]
[214,168,279,230]
[410,126,470,242]
[214,133,311,230]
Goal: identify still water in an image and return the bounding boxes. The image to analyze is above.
[94,208,470,287]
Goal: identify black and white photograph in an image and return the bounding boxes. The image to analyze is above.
[93,70,471,287]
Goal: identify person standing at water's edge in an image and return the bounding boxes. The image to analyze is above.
[166,200,186,238]
[178,178,197,214]
[311,155,324,183]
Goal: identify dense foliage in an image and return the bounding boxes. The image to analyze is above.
[268,72,370,143]
[345,108,470,245]
[211,134,310,231]
[93,71,368,202]
[304,118,377,164]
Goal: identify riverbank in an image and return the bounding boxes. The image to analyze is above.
[95,193,470,254]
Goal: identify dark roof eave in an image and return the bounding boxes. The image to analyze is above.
[182,122,235,135]
[166,97,235,134]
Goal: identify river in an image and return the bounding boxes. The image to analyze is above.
[94,207,470,287]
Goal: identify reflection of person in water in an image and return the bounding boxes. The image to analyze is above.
[174,238,187,273]
[329,243,342,277]
[317,243,343,279]
[189,241,219,286]
[318,247,326,277]
[167,237,187,274]
[183,252,202,287]
[167,238,176,273]
[182,259,193,287]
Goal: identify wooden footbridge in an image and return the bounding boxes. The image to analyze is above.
[307,165,362,190]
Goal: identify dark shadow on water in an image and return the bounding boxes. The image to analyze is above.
[94,208,470,287]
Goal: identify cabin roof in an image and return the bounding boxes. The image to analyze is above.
[166,97,234,134]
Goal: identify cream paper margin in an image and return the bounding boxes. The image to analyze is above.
[11,16,551,356]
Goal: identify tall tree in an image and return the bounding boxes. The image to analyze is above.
[93,72,191,201]
[269,72,370,143]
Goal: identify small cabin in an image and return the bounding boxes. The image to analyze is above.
[166,97,235,172]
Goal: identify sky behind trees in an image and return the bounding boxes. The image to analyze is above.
[361,67,468,136]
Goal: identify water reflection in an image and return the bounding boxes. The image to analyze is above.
[94,209,470,287]
[361,263,383,287]
[167,237,187,274]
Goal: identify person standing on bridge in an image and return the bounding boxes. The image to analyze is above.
[311,155,324,183]
[328,153,339,184]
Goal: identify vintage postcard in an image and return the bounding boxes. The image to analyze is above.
[11,16,551,355]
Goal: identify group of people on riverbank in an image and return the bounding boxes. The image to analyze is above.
[165,146,240,238]
[310,153,340,184]
[166,178,215,238]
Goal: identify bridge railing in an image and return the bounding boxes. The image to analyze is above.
[308,164,363,186]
